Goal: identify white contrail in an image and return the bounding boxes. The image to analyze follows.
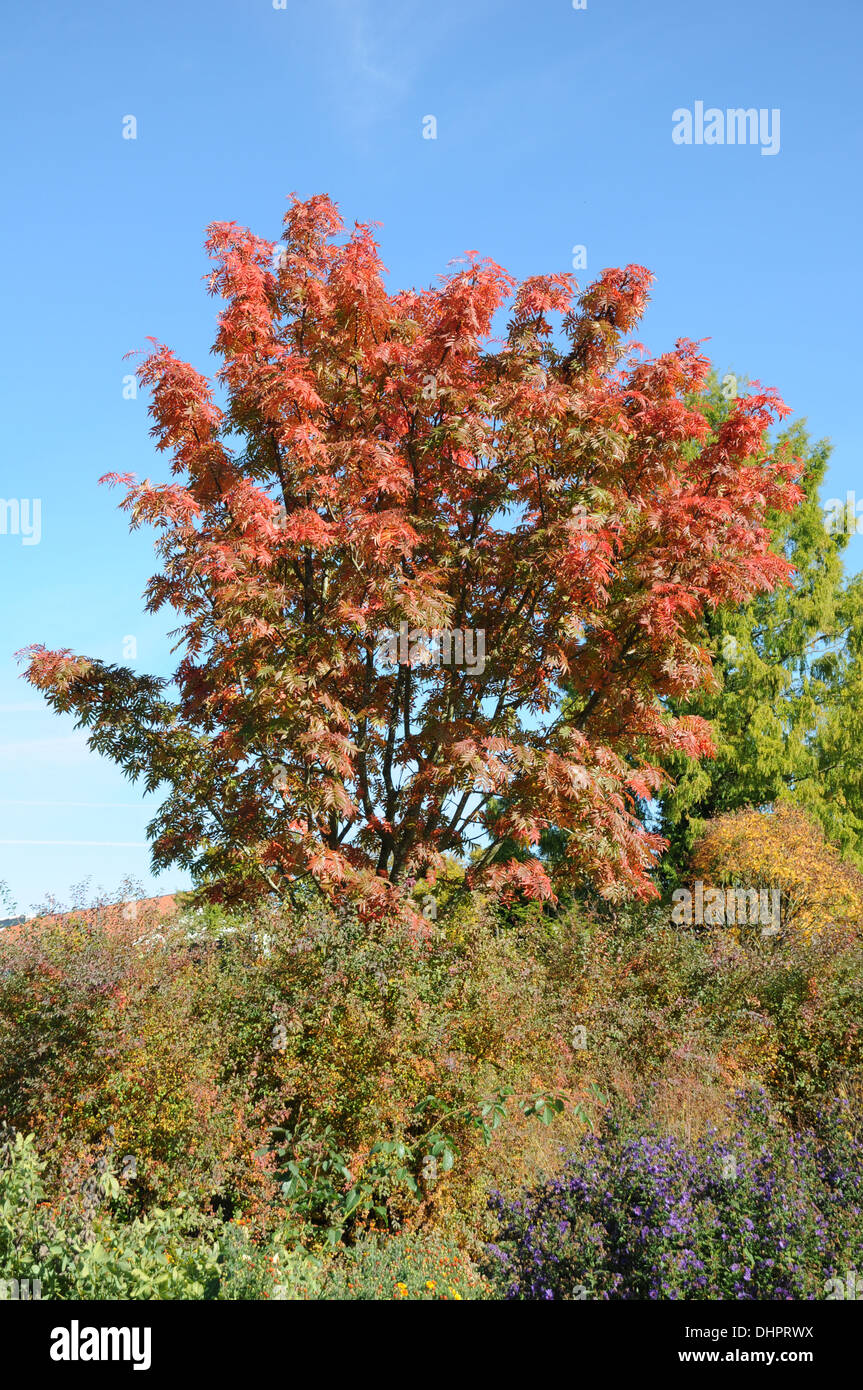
[0,800,144,808]
[0,840,149,847]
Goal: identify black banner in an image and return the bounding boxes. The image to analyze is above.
[6,1297,858,1377]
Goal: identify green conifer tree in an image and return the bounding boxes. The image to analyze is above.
[658,377,863,878]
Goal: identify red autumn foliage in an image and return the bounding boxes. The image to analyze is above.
[19,193,802,909]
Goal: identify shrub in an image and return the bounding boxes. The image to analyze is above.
[484,1091,863,1299]
[317,1229,488,1300]
[238,894,576,1243]
[0,891,581,1247]
[0,906,265,1214]
[689,805,863,943]
[0,1130,222,1300]
[4,872,863,1298]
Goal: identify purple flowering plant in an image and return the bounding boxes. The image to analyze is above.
[484,1089,863,1300]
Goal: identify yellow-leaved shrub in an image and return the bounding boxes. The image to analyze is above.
[689,804,863,943]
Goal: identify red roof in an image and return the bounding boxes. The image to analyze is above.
[0,894,178,939]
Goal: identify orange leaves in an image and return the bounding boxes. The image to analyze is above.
[137,345,225,447]
[120,480,202,531]
[351,510,420,562]
[432,255,516,356]
[205,220,280,346]
[277,507,338,551]
[486,857,556,904]
[584,264,654,334]
[305,848,353,884]
[296,726,356,782]
[511,273,576,329]
[283,190,345,250]
[328,221,390,324]
[99,471,136,490]
[15,645,94,694]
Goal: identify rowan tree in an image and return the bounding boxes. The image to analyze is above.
[20,194,802,913]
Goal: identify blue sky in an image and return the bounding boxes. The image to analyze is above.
[1,0,860,913]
